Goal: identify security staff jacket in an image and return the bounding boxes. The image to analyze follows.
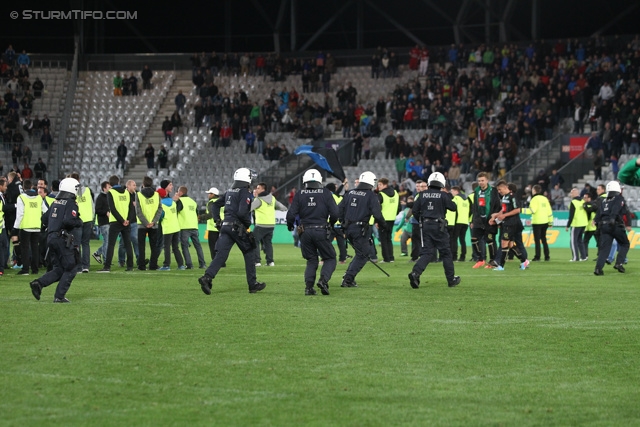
[452,194,470,225]
[14,190,45,232]
[135,187,163,229]
[252,191,287,228]
[378,187,400,221]
[206,199,224,232]
[523,193,553,225]
[411,188,456,222]
[107,186,132,225]
[212,186,254,229]
[287,187,338,227]
[76,186,95,224]
[176,196,199,230]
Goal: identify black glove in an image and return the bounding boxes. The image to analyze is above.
[215,220,222,229]
[287,223,295,232]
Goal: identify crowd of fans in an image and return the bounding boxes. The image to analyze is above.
[0,44,53,176]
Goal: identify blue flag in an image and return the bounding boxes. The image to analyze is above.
[294,145,345,181]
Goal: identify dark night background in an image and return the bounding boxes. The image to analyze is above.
[3,0,639,54]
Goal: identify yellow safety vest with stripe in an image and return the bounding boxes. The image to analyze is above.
[255,197,276,226]
[380,190,399,221]
[0,198,4,230]
[18,194,42,229]
[76,187,94,223]
[161,200,180,234]
[137,191,160,224]
[178,196,199,230]
[108,188,131,223]
[453,195,470,225]
[569,199,588,227]
[207,200,224,232]
[586,209,597,232]
[331,194,342,225]
[523,194,553,225]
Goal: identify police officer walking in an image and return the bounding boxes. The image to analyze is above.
[199,168,266,295]
[29,178,83,303]
[286,169,339,295]
[594,181,630,276]
[338,171,387,288]
[408,172,461,289]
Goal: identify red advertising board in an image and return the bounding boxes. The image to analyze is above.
[568,136,588,159]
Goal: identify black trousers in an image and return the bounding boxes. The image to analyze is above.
[595,224,630,270]
[300,227,337,287]
[138,226,160,269]
[204,225,258,289]
[19,230,40,274]
[163,232,184,268]
[38,234,78,299]
[412,223,455,284]
[379,220,395,262]
[471,224,497,262]
[452,223,468,260]
[207,230,219,261]
[330,226,348,262]
[532,223,550,260]
[344,224,374,282]
[583,230,596,259]
[410,224,421,261]
[105,222,133,269]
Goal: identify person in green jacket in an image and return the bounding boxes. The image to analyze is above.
[618,157,640,187]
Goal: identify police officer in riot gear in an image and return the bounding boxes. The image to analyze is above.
[338,171,387,288]
[408,172,461,289]
[594,181,630,276]
[29,178,83,303]
[287,169,339,295]
[199,168,266,294]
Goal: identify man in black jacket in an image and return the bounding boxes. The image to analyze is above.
[469,172,501,269]
[92,181,111,264]
[98,175,133,272]
[141,65,153,90]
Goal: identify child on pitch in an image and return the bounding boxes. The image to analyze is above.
[490,181,530,271]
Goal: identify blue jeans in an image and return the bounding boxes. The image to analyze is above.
[119,222,139,264]
[97,224,110,257]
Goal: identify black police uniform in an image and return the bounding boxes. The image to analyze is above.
[286,185,339,295]
[409,186,460,288]
[199,184,266,294]
[29,193,83,302]
[594,192,630,274]
[338,184,386,287]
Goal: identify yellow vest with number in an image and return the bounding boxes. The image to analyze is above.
[570,199,588,227]
[108,189,131,223]
[161,200,180,234]
[255,197,275,226]
[453,195,470,225]
[178,196,199,230]
[523,194,553,225]
[380,190,399,221]
[207,199,224,232]
[18,194,42,229]
[77,187,93,223]
[138,191,160,224]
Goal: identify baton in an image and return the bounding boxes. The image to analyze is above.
[346,237,390,277]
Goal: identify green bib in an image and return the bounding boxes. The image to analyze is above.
[255,197,276,226]
[453,195,470,224]
[570,199,588,227]
[138,191,160,224]
[108,189,130,223]
[77,187,93,223]
[18,194,42,229]
[161,201,180,234]
[380,190,399,221]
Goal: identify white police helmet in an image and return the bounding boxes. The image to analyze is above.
[428,172,446,188]
[359,171,377,187]
[233,167,252,184]
[303,169,322,184]
[606,180,621,194]
[59,177,80,196]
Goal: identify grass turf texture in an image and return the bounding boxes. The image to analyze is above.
[1,243,639,426]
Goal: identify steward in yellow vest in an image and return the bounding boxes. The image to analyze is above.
[566,187,588,261]
[250,182,288,266]
[376,177,400,263]
[450,186,469,261]
[203,187,223,261]
[158,187,184,270]
[100,175,134,271]
[135,176,163,270]
[176,186,206,269]
[522,185,552,261]
[14,180,43,275]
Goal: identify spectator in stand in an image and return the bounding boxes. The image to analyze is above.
[550,183,565,210]
[113,72,123,96]
[128,73,138,96]
[17,50,30,68]
[244,128,256,154]
[115,139,127,171]
[174,90,186,115]
[162,116,173,145]
[34,158,46,179]
[157,145,168,169]
[141,65,153,90]
[144,143,154,169]
[22,145,32,164]
[21,162,32,179]
[220,121,232,148]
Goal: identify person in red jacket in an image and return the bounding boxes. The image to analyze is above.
[219,122,232,148]
[403,103,415,130]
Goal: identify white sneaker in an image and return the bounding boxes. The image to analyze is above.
[267,262,275,267]
[255,263,262,267]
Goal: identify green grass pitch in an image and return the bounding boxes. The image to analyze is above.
[1,243,639,426]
